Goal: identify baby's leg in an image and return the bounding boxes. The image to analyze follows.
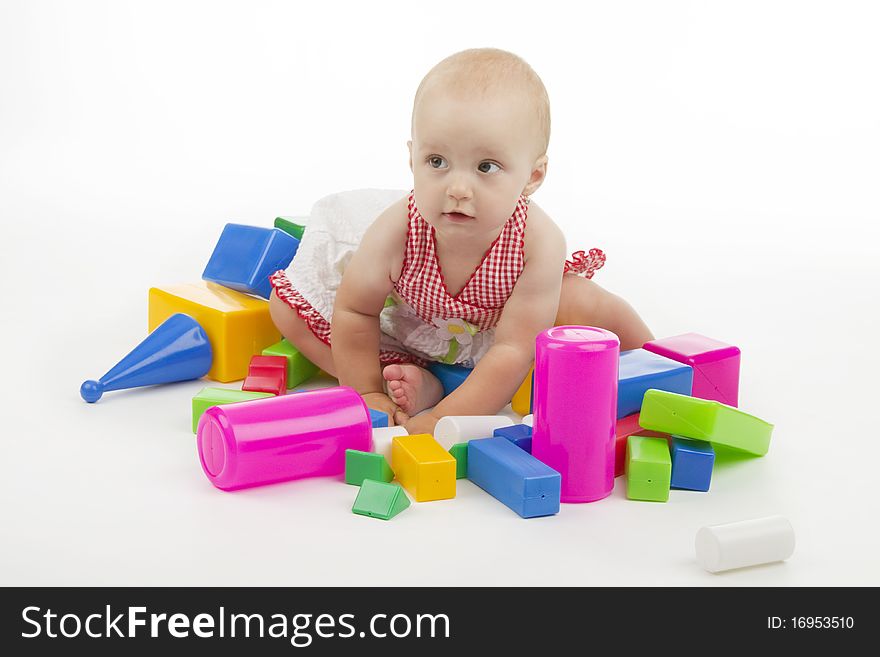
[269,291,337,377]
[555,275,654,351]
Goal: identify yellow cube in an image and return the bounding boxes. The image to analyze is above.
[148,282,281,382]
[391,434,456,502]
[511,365,533,416]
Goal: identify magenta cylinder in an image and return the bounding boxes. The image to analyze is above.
[532,326,619,503]
[196,386,372,491]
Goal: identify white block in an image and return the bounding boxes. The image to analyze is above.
[695,516,795,573]
[433,415,514,450]
[522,414,533,427]
[371,426,408,461]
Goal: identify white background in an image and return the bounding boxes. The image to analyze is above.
[1,0,878,586]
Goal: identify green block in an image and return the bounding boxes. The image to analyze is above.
[448,443,468,479]
[274,216,305,240]
[639,389,773,456]
[352,480,410,520]
[191,387,273,433]
[261,339,319,388]
[626,435,671,502]
[345,450,394,486]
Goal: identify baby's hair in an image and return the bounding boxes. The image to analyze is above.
[412,48,551,157]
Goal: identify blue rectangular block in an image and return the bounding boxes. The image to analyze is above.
[493,424,533,454]
[670,436,714,491]
[202,224,300,299]
[467,437,560,518]
[427,362,473,397]
[369,408,389,428]
[618,348,693,418]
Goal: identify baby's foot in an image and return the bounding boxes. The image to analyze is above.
[382,364,444,416]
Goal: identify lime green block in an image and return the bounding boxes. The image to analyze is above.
[639,389,773,456]
[626,435,671,502]
[191,387,273,433]
[261,339,319,388]
[352,480,410,520]
[345,450,394,486]
[274,216,305,240]
[448,443,468,479]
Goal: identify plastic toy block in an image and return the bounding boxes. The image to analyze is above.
[371,426,408,461]
[433,416,514,451]
[261,339,319,388]
[81,313,212,403]
[426,362,473,397]
[639,389,773,456]
[615,413,669,478]
[202,223,299,299]
[625,435,671,502]
[448,443,468,479]
[670,436,715,491]
[391,434,456,502]
[467,437,561,518]
[191,387,273,433]
[345,450,394,486]
[149,281,281,382]
[242,355,287,395]
[643,333,741,407]
[618,349,693,418]
[274,216,306,240]
[369,409,389,428]
[522,414,533,427]
[493,424,533,453]
[352,479,410,520]
[511,365,534,416]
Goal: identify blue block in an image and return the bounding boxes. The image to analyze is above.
[670,436,715,491]
[618,348,693,418]
[427,362,473,397]
[493,424,533,454]
[467,437,560,518]
[369,408,389,428]
[202,224,300,299]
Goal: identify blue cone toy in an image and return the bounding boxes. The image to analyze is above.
[80,313,212,402]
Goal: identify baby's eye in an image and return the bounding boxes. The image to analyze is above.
[428,156,448,169]
[478,161,501,174]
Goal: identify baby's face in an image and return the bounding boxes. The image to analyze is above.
[409,86,545,239]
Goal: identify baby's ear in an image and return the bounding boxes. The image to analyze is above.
[523,154,549,196]
[407,140,413,171]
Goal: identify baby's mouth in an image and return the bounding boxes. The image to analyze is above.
[442,211,474,222]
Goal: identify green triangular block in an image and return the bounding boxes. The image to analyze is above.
[274,216,305,240]
[352,480,410,520]
[345,450,394,486]
[448,443,468,479]
[262,339,319,388]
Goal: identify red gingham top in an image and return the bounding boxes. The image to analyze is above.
[394,191,529,332]
[269,189,605,366]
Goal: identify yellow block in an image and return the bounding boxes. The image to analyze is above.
[391,434,456,502]
[511,365,533,416]
[148,282,281,383]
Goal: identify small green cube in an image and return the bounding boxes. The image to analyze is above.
[352,480,410,520]
[626,435,671,502]
[191,387,273,433]
[345,450,394,486]
[448,443,468,479]
[274,216,305,240]
[639,389,773,456]
[261,339,319,388]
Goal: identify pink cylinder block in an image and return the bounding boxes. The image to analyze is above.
[197,386,372,491]
[532,326,619,503]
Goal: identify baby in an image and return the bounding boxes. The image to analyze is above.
[269,48,653,435]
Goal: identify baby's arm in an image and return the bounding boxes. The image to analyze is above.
[331,197,409,418]
[427,212,567,419]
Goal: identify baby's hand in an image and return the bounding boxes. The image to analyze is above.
[361,392,409,427]
[403,411,440,437]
